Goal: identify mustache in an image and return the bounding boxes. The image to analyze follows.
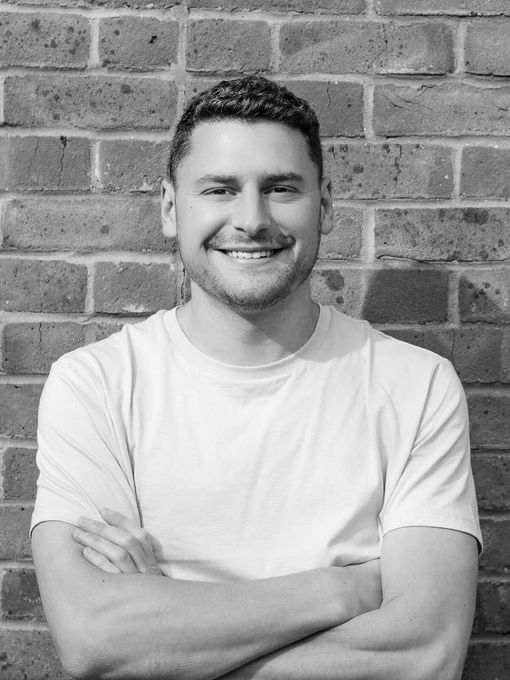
[206,232,295,250]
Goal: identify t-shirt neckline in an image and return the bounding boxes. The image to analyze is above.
[163,304,332,381]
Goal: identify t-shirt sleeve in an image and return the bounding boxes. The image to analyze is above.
[379,358,482,551]
[31,354,140,535]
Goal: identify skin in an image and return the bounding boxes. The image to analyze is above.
[32,119,478,680]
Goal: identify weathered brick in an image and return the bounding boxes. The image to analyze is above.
[0,260,87,313]
[479,518,510,573]
[468,394,510,449]
[285,81,363,137]
[473,579,510,634]
[465,20,510,75]
[185,79,363,138]
[375,0,510,14]
[0,136,90,191]
[98,140,169,193]
[0,385,42,439]
[93,261,178,314]
[187,20,271,72]
[3,323,86,374]
[1,569,44,622]
[280,21,453,74]
[2,197,173,253]
[374,84,510,136]
[85,319,124,343]
[362,269,449,323]
[0,12,89,68]
[0,505,31,559]
[311,267,364,317]
[452,327,507,383]
[4,75,177,130]
[381,327,453,362]
[3,0,180,6]
[464,640,510,680]
[472,454,510,511]
[461,147,510,199]
[318,208,363,260]
[99,17,178,70]
[0,629,66,680]
[1,447,38,500]
[190,0,365,11]
[375,208,510,262]
[325,144,452,199]
[459,269,510,323]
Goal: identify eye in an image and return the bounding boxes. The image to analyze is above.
[202,187,235,196]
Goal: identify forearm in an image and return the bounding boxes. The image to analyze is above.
[219,601,462,680]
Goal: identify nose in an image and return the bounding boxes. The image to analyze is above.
[230,188,271,236]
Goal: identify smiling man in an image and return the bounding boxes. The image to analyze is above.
[31,76,481,680]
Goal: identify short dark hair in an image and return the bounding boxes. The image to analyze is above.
[167,75,323,184]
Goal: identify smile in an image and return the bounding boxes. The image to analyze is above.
[222,250,278,259]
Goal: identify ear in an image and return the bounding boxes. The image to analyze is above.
[319,176,334,235]
[161,179,177,239]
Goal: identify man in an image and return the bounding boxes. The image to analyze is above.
[31,76,481,680]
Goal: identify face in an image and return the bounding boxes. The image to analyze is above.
[161,120,333,313]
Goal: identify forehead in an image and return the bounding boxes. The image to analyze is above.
[178,120,316,180]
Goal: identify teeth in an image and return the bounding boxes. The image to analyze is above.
[225,250,274,259]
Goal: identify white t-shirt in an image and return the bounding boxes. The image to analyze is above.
[31,306,482,581]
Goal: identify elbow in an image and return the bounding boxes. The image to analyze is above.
[408,638,466,680]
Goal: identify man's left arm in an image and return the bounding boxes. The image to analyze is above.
[221,525,478,680]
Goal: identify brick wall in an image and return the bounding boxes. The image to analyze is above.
[0,0,509,677]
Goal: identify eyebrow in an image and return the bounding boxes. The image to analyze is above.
[195,172,305,185]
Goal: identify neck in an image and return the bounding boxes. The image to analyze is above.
[177,283,319,366]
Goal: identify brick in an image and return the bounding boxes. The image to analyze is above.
[99,17,178,70]
[1,569,44,622]
[473,579,510,634]
[461,147,510,199]
[325,144,452,200]
[2,197,173,253]
[479,518,510,573]
[3,323,86,374]
[375,0,510,14]
[93,261,178,314]
[452,327,507,383]
[4,76,177,130]
[0,384,42,438]
[1,447,38,500]
[362,269,449,324]
[187,20,271,72]
[472,454,510,511]
[468,394,510,450]
[459,269,510,323]
[2,0,180,5]
[375,208,510,262]
[318,207,363,260]
[381,327,453,362]
[465,20,510,75]
[190,0,365,11]
[0,260,87,313]
[374,84,510,136]
[0,136,90,191]
[311,267,364,317]
[285,81,363,137]
[85,320,124,343]
[0,629,66,680]
[0,12,88,68]
[0,505,31,559]
[280,21,453,74]
[464,640,510,680]
[99,140,169,193]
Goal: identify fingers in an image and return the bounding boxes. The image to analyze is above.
[82,546,122,574]
[99,508,161,572]
[73,525,139,573]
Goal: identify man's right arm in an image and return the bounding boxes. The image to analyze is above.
[32,521,380,680]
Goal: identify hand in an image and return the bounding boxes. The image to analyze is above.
[72,507,163,576]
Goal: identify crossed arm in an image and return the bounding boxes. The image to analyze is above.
[32,510,478,680]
